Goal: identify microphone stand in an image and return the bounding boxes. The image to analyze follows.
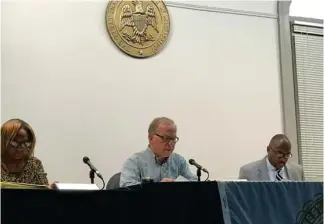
[89,169,95,184]
[197,167,201,182]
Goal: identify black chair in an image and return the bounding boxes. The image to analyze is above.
[106,172,121,190]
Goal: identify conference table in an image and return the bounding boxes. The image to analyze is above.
[1,181,323,224]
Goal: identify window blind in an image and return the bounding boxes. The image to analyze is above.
[291,21,323,180]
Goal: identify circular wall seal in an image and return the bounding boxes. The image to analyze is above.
[105,0,170,58]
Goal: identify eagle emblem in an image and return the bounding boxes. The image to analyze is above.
[105,0,170,58]
[119,0,159,44]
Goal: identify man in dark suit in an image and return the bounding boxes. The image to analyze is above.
[239,134,304,181]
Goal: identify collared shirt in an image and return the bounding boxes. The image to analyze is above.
[119,147,197,187]
[266,157,287,181]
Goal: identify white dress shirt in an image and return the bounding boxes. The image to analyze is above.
[266,157,287,181]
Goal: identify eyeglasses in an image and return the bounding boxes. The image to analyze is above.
[155,134,179,144]
[9,140,32,150]
[269,147,292,159]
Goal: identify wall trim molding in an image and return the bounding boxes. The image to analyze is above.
[277,0,300,164]
[165,2,278,19]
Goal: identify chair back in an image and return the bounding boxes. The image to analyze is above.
[106,172,121,190]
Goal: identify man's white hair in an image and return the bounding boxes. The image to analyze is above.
[148,117,175,134]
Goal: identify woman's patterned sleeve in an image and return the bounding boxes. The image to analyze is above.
[33,158,49,185]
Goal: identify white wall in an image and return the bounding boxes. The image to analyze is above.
[1,0,283,185]
[290,0,324,19]
[172,1,277,14]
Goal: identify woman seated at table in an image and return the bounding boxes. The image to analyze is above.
[1,118,49,186]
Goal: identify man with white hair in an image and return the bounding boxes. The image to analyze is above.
[120,117,197,187]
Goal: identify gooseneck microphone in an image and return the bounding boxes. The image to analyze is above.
[189,159,209,173]
[82,156,105,189]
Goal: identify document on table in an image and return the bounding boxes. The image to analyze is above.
[174,176,189,182]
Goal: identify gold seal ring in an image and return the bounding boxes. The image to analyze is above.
[105,0,170,58]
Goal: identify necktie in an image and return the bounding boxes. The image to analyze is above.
[276,169,283,181]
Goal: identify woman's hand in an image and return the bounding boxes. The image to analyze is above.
[48,181,59,189]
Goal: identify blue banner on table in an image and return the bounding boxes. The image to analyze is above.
[218,181,323,224]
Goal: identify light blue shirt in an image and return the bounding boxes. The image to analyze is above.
[120,147,197,187]
[266,157,287,181]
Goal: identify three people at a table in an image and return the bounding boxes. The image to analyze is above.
[1,117,304,187]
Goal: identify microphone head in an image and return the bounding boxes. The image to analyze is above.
[83,156,90,163]
[189,159,195,165]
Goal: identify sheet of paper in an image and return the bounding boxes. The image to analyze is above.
[174,176,190,182]
[215,179,247,182]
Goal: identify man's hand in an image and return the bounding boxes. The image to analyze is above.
[161,178,173,182]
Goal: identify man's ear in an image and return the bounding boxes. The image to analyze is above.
[266,146,270,152]
[148,133,153,141]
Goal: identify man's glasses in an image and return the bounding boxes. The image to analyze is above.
[269,147,292,159]
[155,134,179,144]
[10,140,32,150]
